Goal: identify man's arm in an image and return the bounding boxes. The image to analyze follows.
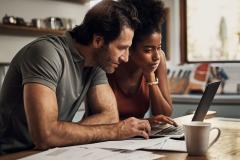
[80,84,119,125]
[24,83,150,150]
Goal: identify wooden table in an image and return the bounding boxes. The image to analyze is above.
[153,117,240,160]
[1,117,239,160]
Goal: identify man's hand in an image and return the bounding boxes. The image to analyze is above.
[147,115,178,127]
[115,117,151,140]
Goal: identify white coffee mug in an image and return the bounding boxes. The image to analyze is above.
[183,121,221,156]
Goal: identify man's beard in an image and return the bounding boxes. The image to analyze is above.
[99,61,115,73]
[97,55,115,74]
[96,47,116,73]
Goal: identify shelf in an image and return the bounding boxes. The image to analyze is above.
[56,0,88,4]
[0,23,66,36]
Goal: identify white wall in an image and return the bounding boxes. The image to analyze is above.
[0,0,90,63]
[0,0,238,68]
[162,0,181,65]
[0,0,182,64]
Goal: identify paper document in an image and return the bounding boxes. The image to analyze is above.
[144,138,187,152]
[19,147,164,160]
[80,137,169,150]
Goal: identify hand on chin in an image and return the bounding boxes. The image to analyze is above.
[143,67,157,76]
[142,71,157,81]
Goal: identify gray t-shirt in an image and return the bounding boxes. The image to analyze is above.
[0,33,108,154]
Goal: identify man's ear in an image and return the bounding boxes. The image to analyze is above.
[92,34,104,48]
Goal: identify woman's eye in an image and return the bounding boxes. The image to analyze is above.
[144,49,152,53]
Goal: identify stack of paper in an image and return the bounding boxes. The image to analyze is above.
[80,137,186,152]
[80,137,168,150]
[19,147,164,160]
[143,138,187,152]
[19,137,187,160]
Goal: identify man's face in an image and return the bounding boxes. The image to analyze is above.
[97,26,134,73]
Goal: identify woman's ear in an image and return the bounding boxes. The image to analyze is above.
[92,34,104,48]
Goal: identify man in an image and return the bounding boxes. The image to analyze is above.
[0,0,150,154]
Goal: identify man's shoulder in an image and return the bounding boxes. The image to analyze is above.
[9,35,66,74]
[18,34,69,61]
[31,34,66,50]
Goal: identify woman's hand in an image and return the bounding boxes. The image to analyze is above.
[142,63,159,80]
[146,115,178,127]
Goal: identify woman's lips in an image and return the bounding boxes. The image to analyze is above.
[151,63,159,68]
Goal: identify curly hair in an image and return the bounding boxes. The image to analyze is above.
[119,0,165,49]
[70,0,139,45]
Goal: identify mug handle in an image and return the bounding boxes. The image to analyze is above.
[208,127,221,148]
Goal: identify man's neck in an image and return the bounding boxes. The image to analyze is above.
[74,41,96,67]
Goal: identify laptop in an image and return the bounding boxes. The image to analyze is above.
[150,81,221,139]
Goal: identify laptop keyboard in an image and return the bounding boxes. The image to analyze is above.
[154,126,184,136]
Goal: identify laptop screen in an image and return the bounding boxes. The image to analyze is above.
[192,81,221,121]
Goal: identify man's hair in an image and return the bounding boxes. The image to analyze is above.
[70,0,139,45]
[119,0,165,49]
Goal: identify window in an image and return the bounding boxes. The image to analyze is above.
[180,0,240,63]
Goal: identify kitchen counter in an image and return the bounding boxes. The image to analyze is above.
[172,94,240,104]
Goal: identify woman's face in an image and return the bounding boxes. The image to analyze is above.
[130,32,162,73]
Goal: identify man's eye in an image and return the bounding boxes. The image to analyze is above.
[119,47,128,51]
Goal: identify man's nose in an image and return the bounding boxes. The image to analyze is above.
[120,50,129,63]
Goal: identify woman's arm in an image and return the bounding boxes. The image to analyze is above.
[144,51,173,117]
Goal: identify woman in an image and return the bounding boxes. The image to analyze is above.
[108,0,177,126]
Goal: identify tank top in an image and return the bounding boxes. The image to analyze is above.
[108,74,150,119]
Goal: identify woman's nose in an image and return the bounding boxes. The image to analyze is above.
[152,50,160,61]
